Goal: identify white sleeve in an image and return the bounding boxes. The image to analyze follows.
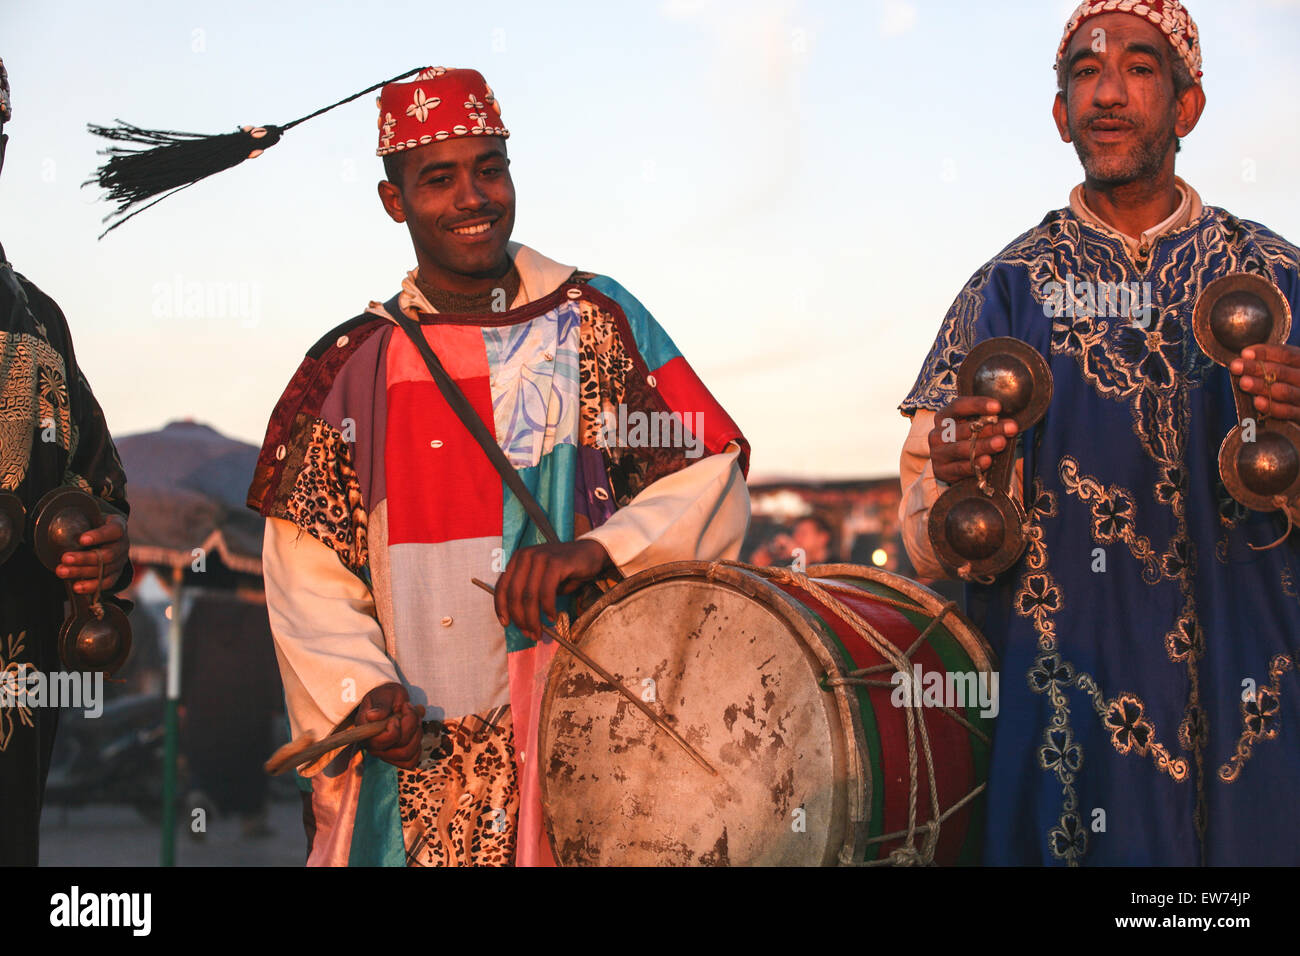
[580,442,750,577]
[899,411,949,580]
[898,411,1024,581]
[262,516,399,775]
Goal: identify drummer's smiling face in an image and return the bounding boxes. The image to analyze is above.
[378,136,517,296]
[1052,13,1204,189]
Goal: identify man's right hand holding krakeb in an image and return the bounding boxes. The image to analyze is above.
[928,397,1019,487]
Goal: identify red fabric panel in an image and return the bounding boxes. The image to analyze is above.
[385,376,502,544]
[650,355,750,477]
[778,582,975,864]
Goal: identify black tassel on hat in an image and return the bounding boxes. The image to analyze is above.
[85,67,422,238]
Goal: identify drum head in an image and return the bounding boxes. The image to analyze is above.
[539,562,861,866]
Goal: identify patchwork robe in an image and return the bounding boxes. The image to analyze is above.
[247,244,750,865]
[899,199,1300,865]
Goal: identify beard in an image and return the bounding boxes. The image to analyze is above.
[1069,111,1177,186]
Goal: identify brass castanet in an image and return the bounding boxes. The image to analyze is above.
[32,486,132,676]
[1193,273,1300,525]
[929,337,1053,580]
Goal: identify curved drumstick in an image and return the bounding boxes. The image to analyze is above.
[471,577,718,776]
[264,719,390,776]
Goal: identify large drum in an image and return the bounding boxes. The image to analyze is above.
[539,561,995,866]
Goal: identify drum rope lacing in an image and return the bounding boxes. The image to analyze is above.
[715,561,990,867]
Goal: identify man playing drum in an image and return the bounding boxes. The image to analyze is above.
[898,1,1300,864]
[246,67,751,866]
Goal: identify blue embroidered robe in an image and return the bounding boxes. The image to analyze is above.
[901,207,1300,865]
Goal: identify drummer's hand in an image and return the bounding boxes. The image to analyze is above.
[1232,345,1300,422]
[929,397,1018,486]
[58,514,129,596]
[495,539,612,641]
[359,682,425,770]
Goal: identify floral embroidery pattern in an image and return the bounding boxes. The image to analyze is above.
[1028,653,1074,697]
[0,631,35,752]
[1219,656,1293,783]
[0,331,73,490]
[1039,726,1083,776]
[1057,450,1205,832]
[1179,704,1208,753]
[1104,694,1152,754]
[1163,611,1202,664]
[1030,651,1190,863]
[1015,479,1059,649]
[1048,814,1087,862]
[1103,693,1188,781]
[1028,652,1087,864]
[1025,335,1207,855]
[900,211,1297,461]
[1059,456,1167,583]
[1154,462,1186,517]
[1014,574,1061,620]
[1027,647,1113,864]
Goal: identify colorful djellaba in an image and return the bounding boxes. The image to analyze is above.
[245,69,751,866]
[0,57,132,865]
[899,2,1300,865]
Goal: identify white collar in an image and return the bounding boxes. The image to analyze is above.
[1068,177,1204,260]
[368,241,576,320]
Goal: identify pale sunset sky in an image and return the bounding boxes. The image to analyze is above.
[2,0,1297,479]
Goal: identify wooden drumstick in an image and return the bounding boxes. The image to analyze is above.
[264,719,390,776]
[471,577,718,776]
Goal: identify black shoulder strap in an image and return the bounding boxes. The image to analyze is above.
[381,296,559,545]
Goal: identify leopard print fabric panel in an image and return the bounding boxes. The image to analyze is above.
[577,298,633,451]
[282,417,369,573]
[575,295,697,506]
[398,707,520,866]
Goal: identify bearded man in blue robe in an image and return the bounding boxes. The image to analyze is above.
[899,1,1300,865]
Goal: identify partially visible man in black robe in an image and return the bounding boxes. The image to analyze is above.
[0,56,132,865]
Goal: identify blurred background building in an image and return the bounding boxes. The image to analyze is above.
[741,476,962,608]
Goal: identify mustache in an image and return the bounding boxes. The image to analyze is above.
[444,208,507,228]
[1080,113,1137,129]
